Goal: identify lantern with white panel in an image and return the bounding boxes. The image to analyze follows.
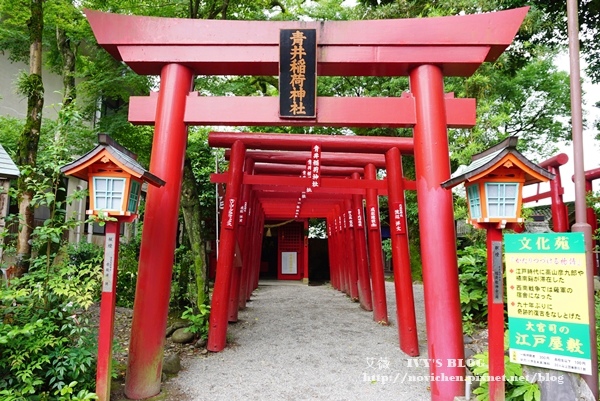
[61,133,165,401]
[443,136,553,228]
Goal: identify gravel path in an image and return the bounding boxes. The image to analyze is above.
[170,281,434,400]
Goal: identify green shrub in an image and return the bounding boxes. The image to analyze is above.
[181,303,211,340]
[471,349,540,401]
[0,253,101,400]
[116,224,142,308]
[381,238,423,283]
[458,242,489,334]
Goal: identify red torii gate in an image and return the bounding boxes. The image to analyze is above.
[218,137,416,327]
[86,8,528,401]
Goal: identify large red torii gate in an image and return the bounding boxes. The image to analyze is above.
[215,133,417,339]
[86,8,528,401]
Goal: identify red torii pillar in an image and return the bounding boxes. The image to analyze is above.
[365,163,389,324]
[227,158,253,322]
[240,185,257,308]
[326,216,339,290]
[124,64,193,399]
[584,168,600,274]
[522,153,570,232]
[410,65,465,398]
[352,172,373,311]
[344,198,361,300]
[208,140,246,351]
[385,148,419,356]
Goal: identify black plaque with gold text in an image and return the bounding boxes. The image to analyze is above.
[279,29,317,118]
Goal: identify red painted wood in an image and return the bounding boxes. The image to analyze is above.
[253,163,364,176]
[125,64,193,400]
[351,175,373,312]
[539,152,569,169]
[115,45,491,77]
[210,132,414,153]
[233,150,387,168]
[129,95,475,128]
[208,140,246,351]
[385,148,419,356]
[364,164,388,324]
[239,165,256,309]
[342,199,360,299]
[211,173,388,192]
[410,65,464,400]
[584,167,600,180]
[586,180,599,275]
[251,209,265,293]
[228,160,253,322]
[96,221,120,401]
[86,8,528,76]
[486,226,505,401]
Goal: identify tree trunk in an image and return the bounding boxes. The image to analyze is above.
[14,0,44,277]
[181,157,208,307]
[56,27,76,107]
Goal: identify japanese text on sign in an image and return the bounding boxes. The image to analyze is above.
[369,206,379,231]
[505,232,591,375]
[391,202,405,234]
[102,233,117,293]
[279,29,316,118]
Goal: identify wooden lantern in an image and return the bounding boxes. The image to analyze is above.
[443,137,554,227]
[61,133,165,217]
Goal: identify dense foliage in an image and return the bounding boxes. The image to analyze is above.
[1,130,100,400]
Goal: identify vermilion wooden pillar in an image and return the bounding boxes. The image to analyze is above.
[385,147,419,356]
[549,165,569,233]
[351,173,373,311]
[410,64,465,400]
[254,209,264,292]
[250,205,264,294]
[332,207,344,293]
[344,198,360,300]
[303,219,309,282]
[486,226,505,401]
[240,188,257,308]
[96,220,121,401]
[336,211,347,293]
[208,140,246,351]
[228,158,253,320]
[339,211,350,295]
[585,179,599,274]
[365,163,388,324]
[328,217,341,290]
[125,63,193,399]
[326,217,336,289]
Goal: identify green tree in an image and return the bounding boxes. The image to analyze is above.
[12,0,44,276]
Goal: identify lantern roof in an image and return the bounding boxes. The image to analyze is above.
[60,133,165,187]
[442,136,554,189]
[0,144,19,179]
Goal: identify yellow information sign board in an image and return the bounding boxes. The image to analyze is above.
[505,232,591,375]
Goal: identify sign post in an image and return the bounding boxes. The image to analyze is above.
[60,134,165,401]
[506,232,592,375]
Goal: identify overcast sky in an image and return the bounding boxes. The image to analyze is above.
[522,52,600,206]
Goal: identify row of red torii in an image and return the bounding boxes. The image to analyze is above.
[209,133,421,349]
[86,7,529,401]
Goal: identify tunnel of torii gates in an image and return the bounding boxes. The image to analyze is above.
[86,7,529,401]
